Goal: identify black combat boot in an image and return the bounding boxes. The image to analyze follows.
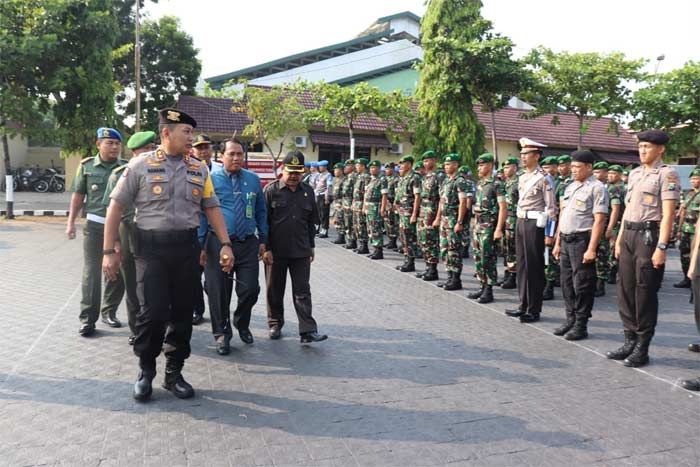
[674,277,691,288]
[445,268,463,291]
[565,316,589,341]
[133,362,155,402]
[478,285,493,303]
[332,234,346,245]
[501,271,516,289]
[422,263,439,281]
[344,239,357,250]
[162,359,195,399]
[385,238,398,250]
[356,241,370,255]
[553,312,575,336]
[606,331,638,360]
[462,245,470,259]
[467,285,484,300]
[369,247,384,260]
[623,333,652,367]
[437,271,453,288]
[399,257,416,273]
[395,256,408,270]
[542,281,554,301]
[607,265,617,284]
[594,278,605,297]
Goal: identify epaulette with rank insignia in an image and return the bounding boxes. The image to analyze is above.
[112,165,128,174]
[80,156,93,164]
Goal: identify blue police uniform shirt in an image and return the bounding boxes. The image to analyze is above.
[198,167,269,245]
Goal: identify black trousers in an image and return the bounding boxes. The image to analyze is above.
[317,195,330,231]
[193,266,205,316]
[560,233,596,320]
[133,229,199,371]
[205,235,261,339]
[516,218,545,315]
[265,256,318,334]
[617,228,663,337]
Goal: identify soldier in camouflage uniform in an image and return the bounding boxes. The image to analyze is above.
[382,162,400,250]
[433,154,470,290]
[674,168,700,288]
[415,160,426,177]
[540,156,560,300]
[394,155,422,272]
[341,159,357,250]
[352,158,371,254]
[363,160,388,259]
[592,161,611,296]
[415,150,442,281]
[501,156,520,290]
[330,162,346,244]
[467,153,506,303]
[606,164,626,285]
[457,166,475,259]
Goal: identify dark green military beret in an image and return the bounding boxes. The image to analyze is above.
[443,153,461,163]
[333,162,345,170]
[540,156,557,166]
[356,158,368,166]
[608,164,623,173]
[399,155,414,164]
[503,156,519,167]
[458,165,470,174]
[415,160,424,169]
[345,158,355,164]
[421,150,437,160]
[690,168,700,178]
[126,131,156,150]
[476,153,495,164]
[557,155,572,164]
[368,160,381,167]
[593,161,609,170]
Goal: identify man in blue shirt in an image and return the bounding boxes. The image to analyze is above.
[199,139,269,355]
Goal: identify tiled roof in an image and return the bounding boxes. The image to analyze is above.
[177,95,250,135]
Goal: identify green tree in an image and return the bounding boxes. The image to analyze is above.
[523,47,645,150]
[414,0,487,167]
[631,61,700,159]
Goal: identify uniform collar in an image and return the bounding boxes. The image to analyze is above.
[94,154,119,168]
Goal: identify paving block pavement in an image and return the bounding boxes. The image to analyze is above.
[1,219,699,466]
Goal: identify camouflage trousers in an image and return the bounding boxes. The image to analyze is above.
[332,200,345,234]
[343,202,355,241]
[352,205,368,241]
[596,237,610,281]
[417,210,439,264]
[503,224,517,272]
[474,221,497,286]
[439,216,463,273]
[679,231,693,275]
[607,225,620,275]
[545,249,560,284]
[398,214,419,258]
[366,203,384,248]
[461,212,472,254]
[383,207,399,239]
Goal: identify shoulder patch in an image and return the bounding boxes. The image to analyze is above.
[80,156,93,164]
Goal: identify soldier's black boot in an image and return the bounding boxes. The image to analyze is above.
[437,271,452,288]
[395,256,408,270]
[565,316,589,341]
[133,366,155,402]
[553,312,575,336]
[399,257,415,273]
[385,238,398,250]
[356,241,370,255]
[369,247,384,260]
[422,264,439,281]
[162,359,195,399]
[542,281,554,301]
[467,285,484,300]
[608,265,617,285]
[344,239,357,250]
[594,278,605,297]
[674,277,691,288]
[445,268,463,291]
[501,271,516,289]
[606,331,638,360]
[332,234,346,245]
[477,285,493,303]
[623,333,652,367]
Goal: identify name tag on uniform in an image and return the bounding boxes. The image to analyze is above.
[643,194,655,204]
[575,199,584,207]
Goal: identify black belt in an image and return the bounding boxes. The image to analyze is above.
[230,234,255,243]
[137,228,197,243]
[624,220,659,231]
[560,231,590,242]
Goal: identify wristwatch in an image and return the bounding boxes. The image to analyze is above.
[656,243,668,251]
[221,241,233,248]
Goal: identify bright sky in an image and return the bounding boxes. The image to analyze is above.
[146,0,699,80]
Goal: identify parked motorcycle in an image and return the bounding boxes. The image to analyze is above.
[38,168,65,193]
[18,167,43,192]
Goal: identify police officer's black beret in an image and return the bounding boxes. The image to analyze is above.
[571,150,595,164]
[637,129,669,145]
[158,108,197,128]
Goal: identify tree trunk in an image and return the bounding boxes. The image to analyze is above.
[490,110,498,164]
[2,131,14,219]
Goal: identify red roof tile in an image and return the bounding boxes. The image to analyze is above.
[177,95,250,135]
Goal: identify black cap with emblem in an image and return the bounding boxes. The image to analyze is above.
[571,150,596,164]
[192,134,212,147]
[158,107,197,128]
[637,129,669,145]
[283,150,305,173]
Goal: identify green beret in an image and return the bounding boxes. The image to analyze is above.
[333,162,345,170]
[593,161,609,170]
[356,158,368,166]
[415,160,424,169]
[346,159,355,164]
[399,155,414,164]
[443,153,461,163]
[608,164,623,173]
[690,168,700,178]
[557,155,572,164]
[476,153,494,164]
[368,160,381,167]
[126,131,156,150]
[421,150,437,160]
[503,156,519,167]
[540,156,556,166]
[622,169,630,176]
[458,166,470,174]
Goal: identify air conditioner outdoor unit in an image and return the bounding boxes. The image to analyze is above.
[390,143,403,154]
[294,136,307,148]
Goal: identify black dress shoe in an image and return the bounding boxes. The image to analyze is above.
[133,371,154,402]
[681,377,700,391]
[269,326,282,340]
[519,313,540,323]
[128,335,135,346]
[505,308,525,318]
[162,373,195,399]
[216,338,230,355]
[192,313,204,325]
[101,317,122,328]
[688,343,700,353]
[239,329,254,345]
[78,323,95,336]
[300,332,328,343]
